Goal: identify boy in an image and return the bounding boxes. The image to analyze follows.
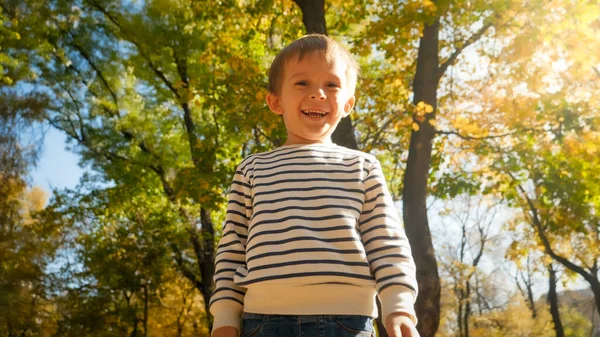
[211,34,418,337]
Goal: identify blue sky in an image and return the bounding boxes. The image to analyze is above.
[31,127,86,193]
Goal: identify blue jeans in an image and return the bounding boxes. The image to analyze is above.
[240,313,376,337]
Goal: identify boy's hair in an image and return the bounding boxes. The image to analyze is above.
[268,34,360,95]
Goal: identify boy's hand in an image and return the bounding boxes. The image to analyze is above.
[212,326,238,337]
[385,312,419,337]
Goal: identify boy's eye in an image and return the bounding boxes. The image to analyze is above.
[295,81,308,86]
[327,83,340,88]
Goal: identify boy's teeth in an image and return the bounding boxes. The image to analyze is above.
[302,110,328,116]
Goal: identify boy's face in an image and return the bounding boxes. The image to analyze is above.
[266,52,356,145]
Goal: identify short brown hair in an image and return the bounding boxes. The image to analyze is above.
[267,34,359,95]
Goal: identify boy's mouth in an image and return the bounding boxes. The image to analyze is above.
[301,109,329,118]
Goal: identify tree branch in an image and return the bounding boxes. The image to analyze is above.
[436,127,535,140]
[69,37,120,115]
[513,181,596,285]
[171,243,204,292]
[437,19,494,81]
[86,0,180,99]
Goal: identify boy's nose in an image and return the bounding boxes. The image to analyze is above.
[309,89,326,100]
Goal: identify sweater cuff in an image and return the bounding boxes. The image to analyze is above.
[210,301,243,335]
[380,289,418,325]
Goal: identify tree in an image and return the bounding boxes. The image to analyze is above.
[547,263,565,337]
[43,185,209,337]
[11,0,297,330]
[435,195,502,337]
[0,2,59,334]
[349,1,599,334]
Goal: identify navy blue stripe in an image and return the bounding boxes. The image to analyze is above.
[214,268,237,275]
[254,168,367,180]
[252,204,361,220]
[252,159,365,173]
[224,220,247,229]
[242,151,358,172]
[365,183,383,194]
[363,235,404,247]
[227,210,249,220]
[364,174,382,183]
[250,154,364,173]
[230,190,251,199]
[254,186,364,198]
[215,249,245,257]
[254,177,362,189]
[249,214,356,234]
[372,264,399,275]
[361,203,386,216]
[232,180,251,188]
[247,236,358,253]
[378,282,416,293]
[311,282,363,286]
[209,296,243,306]
[211,287,246,296]
[377,272,407,283]
[249,259,370,273]
[364,193,385,204]
[360,224,400,236]
[254,194,363,208]
[366,245,402,256]
[218,240,242,249]
[248,225,353,245]
[214,259,245,266]
[247,247,363,264]
[360,214,392,227]
[241,148,372,169]
[236,271,375,286]
[214,276,234,283]
[369,253,410,265]
[221,230,248,240]
[228,199,252,209]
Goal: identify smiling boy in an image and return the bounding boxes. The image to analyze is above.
[210,34,419,337]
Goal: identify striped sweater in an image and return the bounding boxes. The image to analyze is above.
[209,143,418,332]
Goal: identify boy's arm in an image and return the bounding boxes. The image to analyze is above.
[209,167,252,335]
[358,159,418,325]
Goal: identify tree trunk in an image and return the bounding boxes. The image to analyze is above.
[464,281,471,337]
[143,281,149,337]
[547,263,565,337]
[402,18,442,337]
[199,208,216,331]
[457,285,463,337]
[292,0,327,35]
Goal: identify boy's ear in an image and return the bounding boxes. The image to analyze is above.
[266,92,284,115]
[343,95,356,117]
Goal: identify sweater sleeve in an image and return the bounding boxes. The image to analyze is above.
[209,166,252,333]
[359,159,418,324]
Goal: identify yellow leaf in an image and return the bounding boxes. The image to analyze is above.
[173,81,184,89]
[255,91,264,101]
[412,122,420,131]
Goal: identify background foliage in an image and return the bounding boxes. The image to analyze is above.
[1,0,599,336]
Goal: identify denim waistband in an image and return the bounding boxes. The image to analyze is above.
[242,313,372,323]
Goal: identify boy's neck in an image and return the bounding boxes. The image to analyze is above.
[283,138,334,146]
